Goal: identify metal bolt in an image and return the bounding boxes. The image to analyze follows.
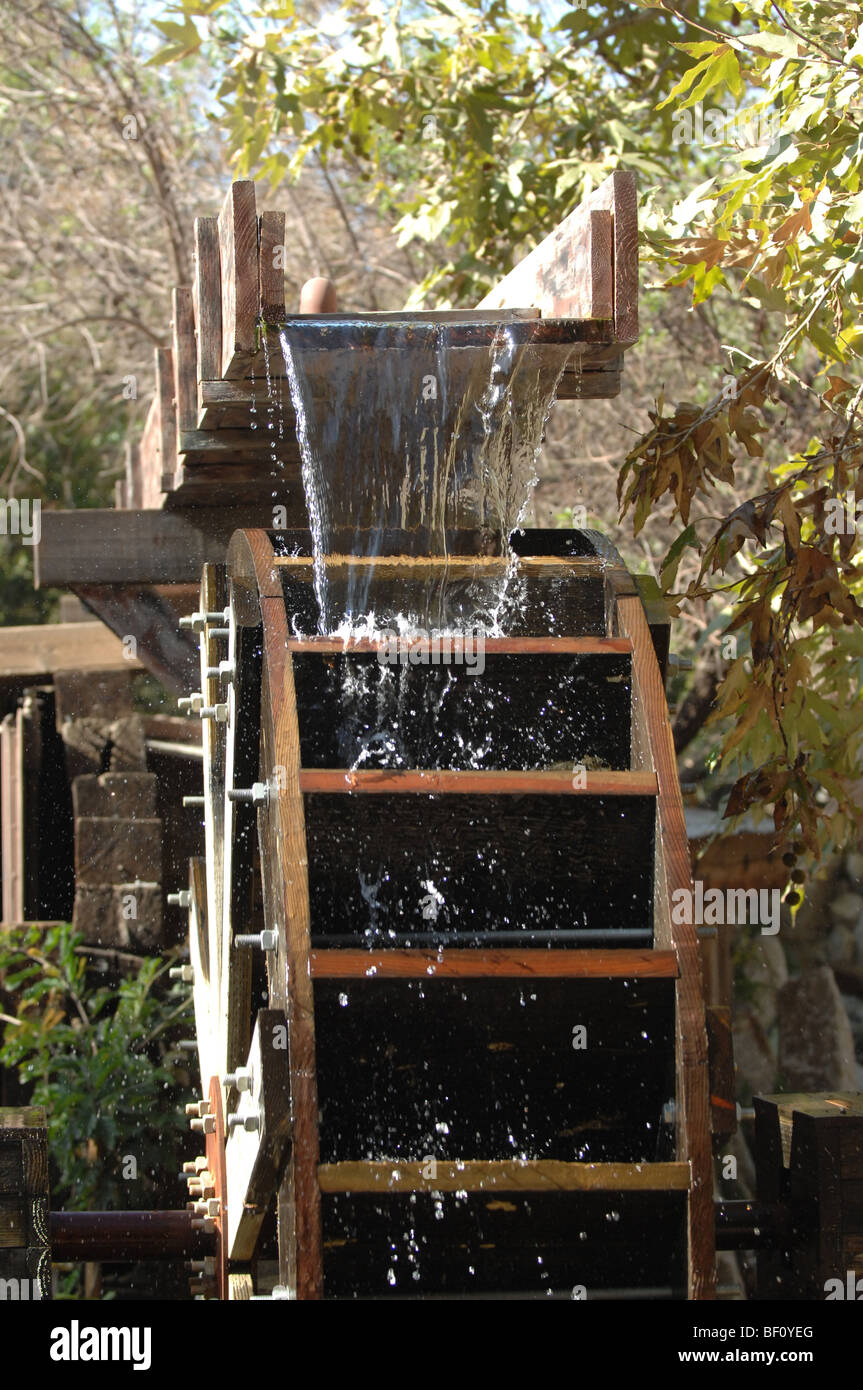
[185,1100,211,1118]
[209,627,230,640]
[183,795,206,808]
[169,965,194,983]
[180,608,230,632]
[177,1040,197,1051]
[205,661,235,682]
[235,929,278,951]
[191,1218,215,1234]
[168,890,191,909]
[199,703,229,722]
[178,692,204,714]
[224,1068,253,1093]
[194,1198,221,1218]
[228,782,271,807]
[227,1112,260,1135]
[190,1115,216,1134]
[662,1100,676,1126]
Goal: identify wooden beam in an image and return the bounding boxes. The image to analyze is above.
[70,585,198,695]
[36,508,293,587]
[287,636,630,656]
[318,1160,691,1195]
[309,948,678,980]
[299,769,657,796]
[155,346,176,496]
[616,593,715,1299]
[0,623,143,677]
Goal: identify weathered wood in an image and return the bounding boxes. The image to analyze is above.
[616,593,714,1299]
[155,346,176,496]
[299,769,657,797]
[172,286,198,443]
[37,508,295,587]
[218,181,259,379]
[193,216,222,389]
[706,1005,736,1140]
[274,553,604,575]
[309,949,678,980]
[478,170,638,343]
[318,1160,690,1194]
[259,211,286,322]
[137,391,160,509]
[230,529,323,1299]
[287,636,630,656]
[69,585,198,695]
[0,623,142,677]
[0,714,23,923]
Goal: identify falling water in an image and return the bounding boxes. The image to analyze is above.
[277,317,574,634]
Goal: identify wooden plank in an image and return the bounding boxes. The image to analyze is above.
[0,715,23,923]
[310,949,678,980]
[318,1160,690,1195]
[299,769,657,797]
[706,1004,736,1138]
[218,181,259,378]
[155,346,176,496]
[234,530,322,1299]
[478,171,638,343]
[138,383,162,509]
[287,636,630,656]
[36,507,300,587]
[70,585,198,696]
[172,287,197,442]
[259,211,286,322]
[193,216,222,388]
[478,202,612,320]
[0,623,142,677]
[274,553,603,575]
[225,1010,293,1261]
[616,594,714,1299]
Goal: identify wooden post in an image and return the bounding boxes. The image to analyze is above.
[0,1107,51,1299]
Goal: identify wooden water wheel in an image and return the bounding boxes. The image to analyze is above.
[179,524,715,1301]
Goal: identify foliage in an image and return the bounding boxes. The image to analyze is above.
[149,0,863,877]
[0,923,191,1210]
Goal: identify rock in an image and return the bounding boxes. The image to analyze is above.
[826,924,856,967]
[75,816,162,885]
[829,890,863,927]
[733,1008,777,1096]
[845,850,863,884]
[777,967,858,1091]
[72,882,163,949]
[741,936,789,1033]
[72,772,158,820]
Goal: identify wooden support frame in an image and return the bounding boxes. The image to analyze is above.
[615,592,715,1298]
